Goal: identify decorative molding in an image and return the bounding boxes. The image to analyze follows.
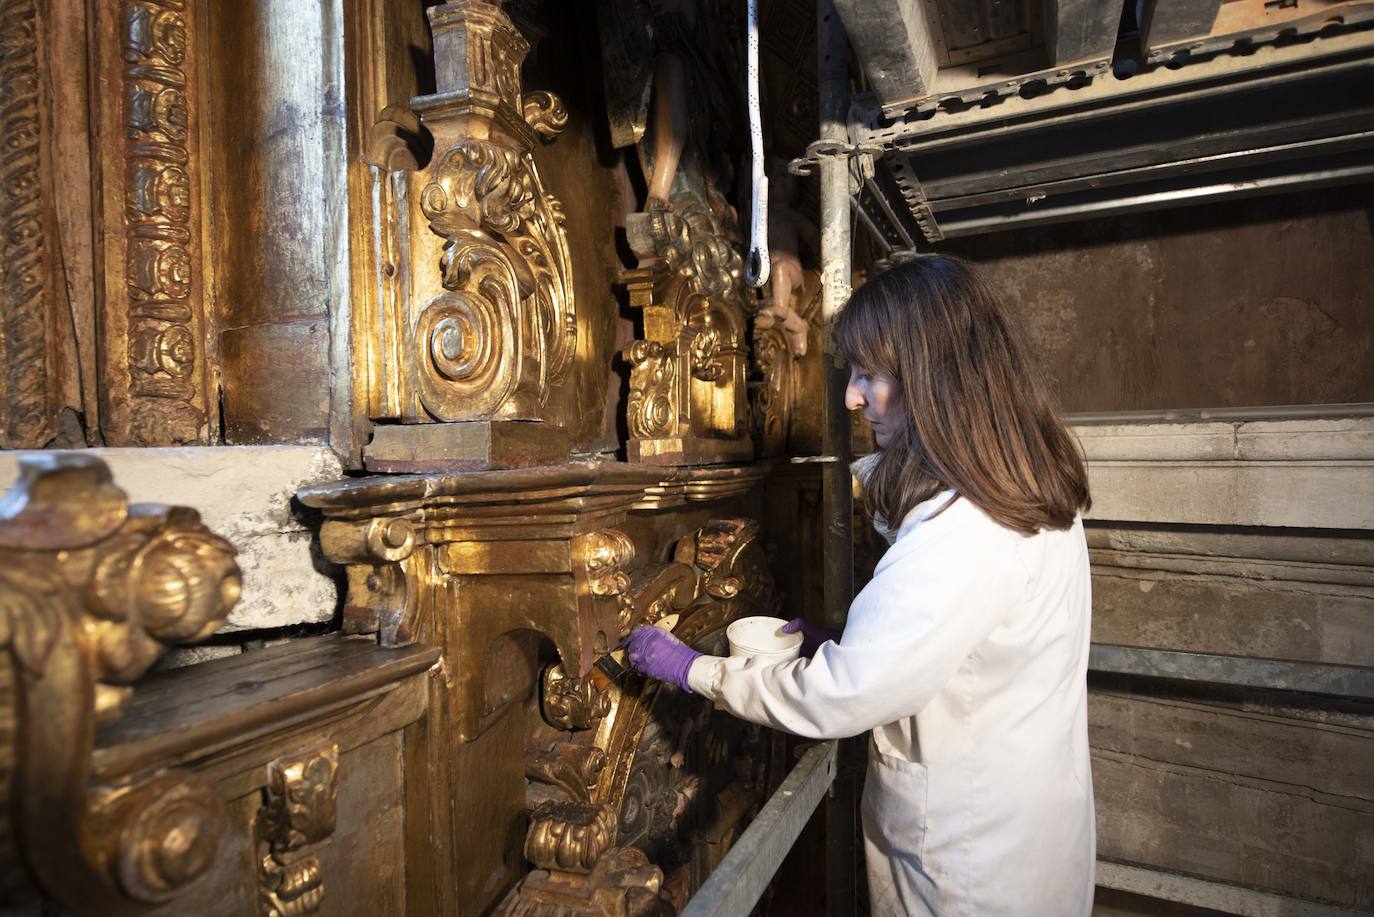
[0,453,239,910]
[98,0,213,445]
[255,743,341,917]
[0,0,59,448]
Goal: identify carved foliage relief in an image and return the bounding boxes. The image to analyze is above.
[256,744,341,917]
[0,455,240,909]
[404,0,577,425]
[100,0,211,445]
[505,516,779,914]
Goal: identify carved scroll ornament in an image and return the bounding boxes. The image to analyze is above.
[0,454,240,911]
[408,0,577,424]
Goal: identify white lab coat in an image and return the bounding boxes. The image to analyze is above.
[687,489,1095,916]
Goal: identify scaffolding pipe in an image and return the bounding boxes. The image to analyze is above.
[818,3,856,916]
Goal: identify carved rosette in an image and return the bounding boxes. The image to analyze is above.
[0,454,240,909]
[255,744,341,917]
[99,0,212,445]
[409,0,576,425]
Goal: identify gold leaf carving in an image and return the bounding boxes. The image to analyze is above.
[522,90,568,140]
[542,663,611,731]
[524,801,617,875]
[108,0,211,445]
[576,529,635,598]
[527,743,608,804]
[256,743,340,917]
[0,454,238,910]
[407,1,576,426]
[107,773,228,904]
[625,341,675,439]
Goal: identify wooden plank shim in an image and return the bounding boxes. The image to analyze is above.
[1044,0,1121,66]
[1139,0,1223,50]
[1096,860,1372,917]
[1089,645,1374,701]
[681,741,837,917]
[832,0,940,108]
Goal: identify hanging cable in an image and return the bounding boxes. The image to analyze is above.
[744,0,770,288]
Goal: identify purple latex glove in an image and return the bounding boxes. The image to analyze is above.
[781,617,841,658]
[624,626,702,693]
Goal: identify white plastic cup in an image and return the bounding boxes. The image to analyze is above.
[726,615,802,661]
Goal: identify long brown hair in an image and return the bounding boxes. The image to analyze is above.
[835,254,1089,536]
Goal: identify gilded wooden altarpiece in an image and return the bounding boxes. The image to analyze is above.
[301,463,788,914]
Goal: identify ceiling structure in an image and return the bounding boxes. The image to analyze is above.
[807,0,1374,252]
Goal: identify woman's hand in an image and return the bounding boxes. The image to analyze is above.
[624,626,702,692]
[781,617,841,658]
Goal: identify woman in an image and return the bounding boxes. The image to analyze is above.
[625,255,1095,916]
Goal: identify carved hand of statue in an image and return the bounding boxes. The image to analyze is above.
[761,249,808,357]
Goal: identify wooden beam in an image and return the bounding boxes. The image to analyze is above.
[832,0,939,107]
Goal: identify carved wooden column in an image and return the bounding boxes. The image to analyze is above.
[0,453,241,912]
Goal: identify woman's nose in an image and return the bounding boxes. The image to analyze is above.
[844,382,864,411]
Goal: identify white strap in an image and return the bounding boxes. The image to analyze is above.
[744,0,769,288]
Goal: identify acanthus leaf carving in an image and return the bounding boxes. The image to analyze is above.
[406,1,576,426]
[0,454,239,910]
[255,743,340,917]
[542,663,611,731]
[527,743,608,805]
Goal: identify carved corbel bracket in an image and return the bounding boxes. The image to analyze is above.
[254,743,341,917]
[320,516,425,645]
[0,454,240,912]
[359,0,577,472]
